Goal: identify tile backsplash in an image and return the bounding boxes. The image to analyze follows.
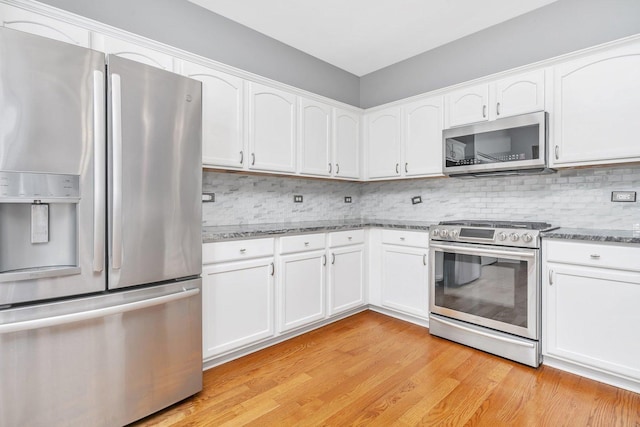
[203,165,640,230]
[202,172,360,226]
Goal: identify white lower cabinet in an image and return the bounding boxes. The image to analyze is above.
[380,230,429,319]
[278,248,326,332]
[543,240,640,392]
[202,256,275,359]
[328,231,365,315]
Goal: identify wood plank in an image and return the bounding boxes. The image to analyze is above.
[131,311,640,426]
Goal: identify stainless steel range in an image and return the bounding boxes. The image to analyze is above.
[428,220,557,367]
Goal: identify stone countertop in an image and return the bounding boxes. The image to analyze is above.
[542,227,640,244]
[203,222,640,245]
[202,219,436,243]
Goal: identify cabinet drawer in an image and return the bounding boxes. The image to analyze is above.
[545,240,640,272]
[329,229,365,247]
[279,233,326,254]
[203,238,275,264]
[381,229,428,248]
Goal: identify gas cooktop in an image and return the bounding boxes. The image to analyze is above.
[439,220,557,231]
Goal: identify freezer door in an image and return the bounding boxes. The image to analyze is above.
[0,27,106,304]
[0,279,203,427]
[107,55,202,289]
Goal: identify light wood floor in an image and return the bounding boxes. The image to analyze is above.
[133,311,640,426]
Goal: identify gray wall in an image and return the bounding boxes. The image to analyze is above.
[36,0,360,106]
[360,0,640,108]
[37,0,640,109]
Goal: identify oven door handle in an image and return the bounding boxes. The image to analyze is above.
[430,316,535,348]
[429,242,537,260]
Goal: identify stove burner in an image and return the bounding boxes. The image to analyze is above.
[439,220,556,231]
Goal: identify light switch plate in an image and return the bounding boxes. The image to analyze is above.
[202,193,215,202]
[344,196,352,203]
[611,191,636,202]
[294,195,303,203]
[411,196,422,205]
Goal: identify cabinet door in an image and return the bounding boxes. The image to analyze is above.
[202,258,275,358]
[333,108,360,179]
[299,98,331,176]
[328,245,365,315]
[494,69,545,119]
[279,250,326,332]
[403,96,443,177]
[0,4,90,47]
[553,41,640,166]
[381,245,429,318]
[544,264,640,381]
[248,82,297,173]
[182,61,245,169]
[366,107,401,179]
[445,84,489,127]
[92,33,174,71]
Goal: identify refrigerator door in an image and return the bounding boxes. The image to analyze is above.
[0,27,106,304]
[107,55,202,289]
[0,278,203,427]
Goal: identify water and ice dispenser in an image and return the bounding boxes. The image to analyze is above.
[0,171,80,281]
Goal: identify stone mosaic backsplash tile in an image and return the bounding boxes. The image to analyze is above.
[203,165,640,230]
[202,172,361,226]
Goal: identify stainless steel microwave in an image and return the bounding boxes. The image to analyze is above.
[443,111,552,177]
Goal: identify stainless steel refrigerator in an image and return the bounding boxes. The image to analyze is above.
[0,27,203,426]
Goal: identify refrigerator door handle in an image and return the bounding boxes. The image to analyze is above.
[111,73,123,270]
[93,70,106,273]
[0,287,200,335]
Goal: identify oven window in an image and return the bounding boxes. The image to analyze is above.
[434,251,529,328]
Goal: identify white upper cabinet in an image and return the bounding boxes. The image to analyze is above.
[299,98,332,176]
[248,82,297,173]
[366,107,402,179]
[552,40,640,167]
[494,70,545,119]
[445,69,545,128]
[333,108,360,179]
[446,84,489,127]
[182,61,245,169]
[0,4,90,47]
[91,33,175,71]
[402,96,443,177]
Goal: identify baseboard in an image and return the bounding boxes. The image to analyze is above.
[543,355,640,394]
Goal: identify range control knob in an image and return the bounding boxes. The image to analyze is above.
[510,233,520,242]
[450,230,459,239]
[522,233,533,243]
[431,229,440,237]
[440,229,449,238]
[497,232,507,241]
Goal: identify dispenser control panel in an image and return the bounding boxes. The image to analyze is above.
[0,171,79,200]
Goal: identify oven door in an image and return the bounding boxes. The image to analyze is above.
[429,242,538,339]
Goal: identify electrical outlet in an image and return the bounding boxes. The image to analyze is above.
[611,191,636,202]
[293,195,303,203]
[344,196,352,203]
[202,193,215,203]
[411,196,422,205]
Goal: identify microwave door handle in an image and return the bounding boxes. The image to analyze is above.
[93,70,106,273]
[111,73,123,271]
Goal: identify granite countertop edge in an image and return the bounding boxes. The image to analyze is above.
[202,222,640,244]
[541,227,640,244]
[202,220,436,243]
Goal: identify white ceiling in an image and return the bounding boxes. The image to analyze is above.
[188,0,559,76]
